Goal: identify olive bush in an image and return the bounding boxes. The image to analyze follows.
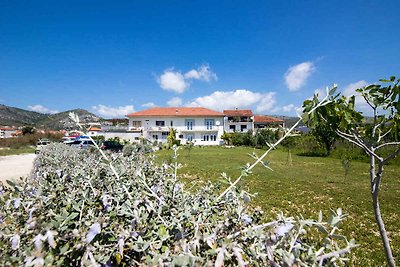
[0,143,356,266]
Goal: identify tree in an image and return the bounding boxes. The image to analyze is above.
[310,120,338,155]
[303,77,400,266]
[167,128,177,148]
[255,129,276,148]
[220,131,232,145]
[303,91,341,155]
[21,126,36,135]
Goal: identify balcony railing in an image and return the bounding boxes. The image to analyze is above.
[180,126,218,132]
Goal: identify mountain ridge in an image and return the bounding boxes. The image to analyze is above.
[0,104,102,130]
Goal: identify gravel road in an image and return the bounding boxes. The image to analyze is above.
[0,153,36,183]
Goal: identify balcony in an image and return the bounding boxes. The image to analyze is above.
[147,126,170,132]
[179,126,218,132]
[128,127,143,132]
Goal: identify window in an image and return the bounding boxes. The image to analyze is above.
[229,125,236,131]
[187,134,193,141]
[161,132,169,139]
[152,135,158,140]
[205,119,214,130]
[185,119,194,130]
[131,121,142,128]
[241,125,247,131]
[179,134,184,139]
[156,121,165,127]
[134,137,140,140]
[202,134,217,141]
[170,120,173,127]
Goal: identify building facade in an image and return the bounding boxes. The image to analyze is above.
[223,109,254,133]
[127,107,225,145]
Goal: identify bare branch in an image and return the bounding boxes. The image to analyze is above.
[383,147,400,165]
[336,130,382,161]
[377,128,392,143]
[376,141,400,150]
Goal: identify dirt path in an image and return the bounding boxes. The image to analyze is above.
[0,153,36,183]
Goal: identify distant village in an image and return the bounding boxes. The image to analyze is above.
[1,107,291,146]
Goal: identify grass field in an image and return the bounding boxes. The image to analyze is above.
[156,146,400,266]
[0,146,34,156]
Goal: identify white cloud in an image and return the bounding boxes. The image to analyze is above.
[187,89,276,112]
[157,64,217,93]
[142,102,157,108]
[157,69,188,93]
[271,104,296,114]
[342,80,369,112]
[27,104,59,114]
[92,104,135,118]
[167,97,183,107]
[282,104,296,112]
[342,80,368,97]
[255,93,277,112]
[284,61,315,91]
[184,64,217,82]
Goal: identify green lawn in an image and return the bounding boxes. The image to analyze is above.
[0,146,34,156]
[155,146,400,266]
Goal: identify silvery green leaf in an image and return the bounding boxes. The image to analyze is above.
[85,223,101,243]
[10,234,20,250]
[276,223,294,236]
[45,230,57,248]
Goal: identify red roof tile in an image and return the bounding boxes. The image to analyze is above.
[127,107,224,117]
[87,126,102,131]
[223,109,253,116]
[254,115,284,123]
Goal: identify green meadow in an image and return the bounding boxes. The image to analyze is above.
[156,146,400,266]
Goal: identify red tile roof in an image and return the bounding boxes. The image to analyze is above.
[87,126,102,131]
[223,109,253,116]
[254,115,284,123]
[0,127,15,131]
[127,107,224,117]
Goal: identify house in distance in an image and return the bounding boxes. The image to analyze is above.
[126,107,284,145]
[127,107,225,145]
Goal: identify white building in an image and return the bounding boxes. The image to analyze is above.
[127,107,225,145]
[222,110,285,134]
[87,126,102,137]
[0,127,17,138]
[223,109,254,133]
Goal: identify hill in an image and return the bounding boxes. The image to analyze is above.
[35,109,101,130]
[0,104,46,126]
[0,104,102,130]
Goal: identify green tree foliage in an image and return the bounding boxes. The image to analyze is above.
[220,131,232,145]
[21,126,36,135]
[303,77,400,266]
[254,129,276,148]
[167,128,177,148]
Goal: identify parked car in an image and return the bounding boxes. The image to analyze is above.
[101,141,124,152]
[62,136,76,144]
[69,139,96,149]
[35,139,51,154]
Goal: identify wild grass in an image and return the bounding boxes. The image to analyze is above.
[155,146,400,266]
[0,147,34,156]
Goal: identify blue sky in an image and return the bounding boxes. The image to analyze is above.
[0,0,399,118]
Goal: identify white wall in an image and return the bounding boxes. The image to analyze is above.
[128,116,224,145]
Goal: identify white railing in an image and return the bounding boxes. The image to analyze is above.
[179,126,218,131]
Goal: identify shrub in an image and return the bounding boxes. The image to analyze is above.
[0,143,355,266]
[0,132,64,149]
